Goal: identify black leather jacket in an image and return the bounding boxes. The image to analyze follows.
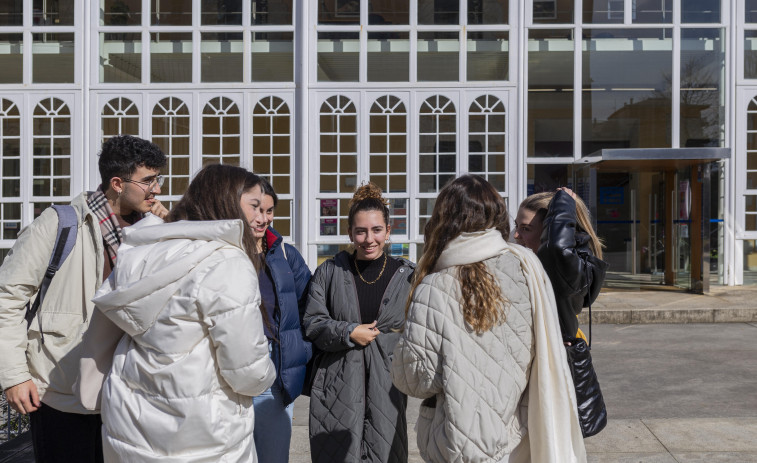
[537,190,609,339]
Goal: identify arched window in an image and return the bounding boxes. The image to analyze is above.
[252,96,292,237]
[0,99,21,240]
[202,97,241,167]
[32,97,71,216]
[468,95,506,192]
[102,97,139,142]
[318,95,357,237]
[152,97,190,199]
[418,95,456,231]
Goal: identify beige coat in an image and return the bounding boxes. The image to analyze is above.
[392,229,586,462]
[0,193,104,414]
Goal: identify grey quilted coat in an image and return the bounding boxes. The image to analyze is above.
[303,251,415,463]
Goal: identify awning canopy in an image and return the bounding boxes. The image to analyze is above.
[577,147,730,171]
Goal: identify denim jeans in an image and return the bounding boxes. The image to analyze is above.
[30,402,104,463]
[253,379,294,463]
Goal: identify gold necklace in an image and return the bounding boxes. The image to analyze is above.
[354,252,387,285]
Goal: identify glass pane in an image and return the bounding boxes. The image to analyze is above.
[468,0,507,24]
[33,0,74,25]
[746,31,757,79]
[749,0,757,23]
[150,33,192,83]
[368,32,409,82]
[319,0,359,24]
[533,0,573,24]
[681,0,720,23]
[582,29,673,155]
[252,33,294,82]
[33,33,75,83]
[680,29,724,147]
[744,241,757,280]
[633,0,673,23]
[100,33,141,83]
[418,32,459,82]
[0,1,22,26]
[467,31,508,81]
[102,0,141,25]
[418,0,459,25]
[201,0,242,25]
[368,0,409,25]
[0,34,22,84]
[583,0,624,23]
[318,33,359,82]
[528,29,573,157]
[201,33,243,82]
[151,0,191,25]
[253,0,293,25]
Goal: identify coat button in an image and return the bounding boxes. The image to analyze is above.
[383,298,389,305]
[399,268,405,273]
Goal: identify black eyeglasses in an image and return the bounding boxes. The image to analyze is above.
[123,175,164,192]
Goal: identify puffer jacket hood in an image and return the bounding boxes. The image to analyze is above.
[93,217,247,337]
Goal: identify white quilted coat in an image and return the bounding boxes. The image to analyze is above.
[93,217,276,463]
[392,229,586,463]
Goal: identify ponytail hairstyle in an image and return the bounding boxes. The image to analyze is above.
[518,190,604,259]
[166,164,263,271]
[348,182,390,231]
[409,175,510,334]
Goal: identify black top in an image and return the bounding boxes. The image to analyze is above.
[350,251,402,324]
[258,263,278,340]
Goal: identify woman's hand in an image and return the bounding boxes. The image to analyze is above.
[557,187,577,200]
[350,321,380,346]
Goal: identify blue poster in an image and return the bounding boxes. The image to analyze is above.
[599,187,624,205]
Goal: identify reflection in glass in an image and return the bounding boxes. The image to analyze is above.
[582,29,672,155]
[201,0,242,25]
[468,0,507,25]
[370,96,407,193]
[201,33,243,82]
[102,0,141,25]
[583,0,623,23]
[100,33,141,83]
[319,96,357,194]
[0,35,22,84]
[419,95,456,193]
[102,97,139,142]
[749,0,757,23]
[533,0,573,24]
[253,0,293,24]
[252,33,294,82]
[368,0,409,24]
[368,32,409,82]
[528,29,573,157]
[633,0,672,23]
[418,32,459,82]
[318,33,359,82]
[33,0,74,25]
[151,0,191,25]
[33,33,75,83]
[33,98,70,197]
[0,1,23,26]
[467,31,508,81]
[681,0,720,23]
[150,33,191,83]
[319,0,359,24]
[418,0,459,24]
[152,97,190,197]
[469,95,506,192]
[680,29,724,147]
[527,164,574,194]
[746,31,757,79]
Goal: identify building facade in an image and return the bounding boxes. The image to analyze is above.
[0,0,756,288]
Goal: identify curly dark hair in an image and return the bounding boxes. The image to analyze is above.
[98,135,167,192]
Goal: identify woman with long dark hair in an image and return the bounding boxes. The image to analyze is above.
[93,164,276,462]
[392,175,586,462]
[250,178,312,463]
[304,183,414,463]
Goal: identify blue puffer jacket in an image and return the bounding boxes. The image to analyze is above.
[264,227,313,405]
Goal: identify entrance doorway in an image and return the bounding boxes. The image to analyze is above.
[576,148,728,292]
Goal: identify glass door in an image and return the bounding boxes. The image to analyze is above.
[673,167,693,289]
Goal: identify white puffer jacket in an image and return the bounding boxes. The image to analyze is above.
[93,216,276,463]
[392,229,586,463]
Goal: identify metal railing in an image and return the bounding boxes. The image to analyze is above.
[0,393,30,444]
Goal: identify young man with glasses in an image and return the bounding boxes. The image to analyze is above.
[0,135,167,462]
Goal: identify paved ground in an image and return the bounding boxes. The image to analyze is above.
[291,323,757,462]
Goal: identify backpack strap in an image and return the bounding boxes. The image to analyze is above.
[25,206,79,343]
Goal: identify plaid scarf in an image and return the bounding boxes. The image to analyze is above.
[87,187,140,268]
